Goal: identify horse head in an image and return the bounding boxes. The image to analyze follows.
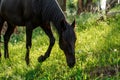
[59,19,76,68]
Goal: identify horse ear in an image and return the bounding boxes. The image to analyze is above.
[71,20,75,28]
[60,19,66,31]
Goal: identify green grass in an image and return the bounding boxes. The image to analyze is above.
[0,13,120,80]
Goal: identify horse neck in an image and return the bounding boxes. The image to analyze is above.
[42,0,65,34]
[51,10,65,34]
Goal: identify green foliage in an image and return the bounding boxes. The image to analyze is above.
[0,8,120,80]
[110,4,120,11]
[66,0,77,15]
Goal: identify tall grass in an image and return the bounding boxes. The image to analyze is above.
[0,13,120,79]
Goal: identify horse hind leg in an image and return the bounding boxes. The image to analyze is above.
[0,17,4,58]
[38,23,55,62]
[0,17,4,33]
[4,23,15,58]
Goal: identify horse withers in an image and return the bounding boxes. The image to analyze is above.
[0,0,76,68]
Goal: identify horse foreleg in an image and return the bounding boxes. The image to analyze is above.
[25,26,33,65]
[38,24,55,62]
[4,23,15,58]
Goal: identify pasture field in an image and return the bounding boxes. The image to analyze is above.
[0,12,120,79]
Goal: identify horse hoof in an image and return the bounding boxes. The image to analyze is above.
[25,58,30,65]
[38,55,46,62]
[4,54,9,59]
[0,53,1,58]
[26,61,30,65]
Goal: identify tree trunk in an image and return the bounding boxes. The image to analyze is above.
[77,0,83,14]
[57,0,66,11]
[77,0,93,14]
[85,0,93,12]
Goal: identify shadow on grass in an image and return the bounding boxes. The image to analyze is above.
[88,18,120,78]
[25,63,43,80]
[89,64,120,78]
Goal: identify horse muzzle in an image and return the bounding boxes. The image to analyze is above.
[65,53,76,68]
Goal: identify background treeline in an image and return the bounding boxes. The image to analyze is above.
[58,0,120,14]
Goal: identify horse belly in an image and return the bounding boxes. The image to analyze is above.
[8,16,24,26]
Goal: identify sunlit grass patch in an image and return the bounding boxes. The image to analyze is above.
[75,13,120,79]
[0,13,120,79]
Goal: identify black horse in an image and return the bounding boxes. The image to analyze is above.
[0,0,76,68]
